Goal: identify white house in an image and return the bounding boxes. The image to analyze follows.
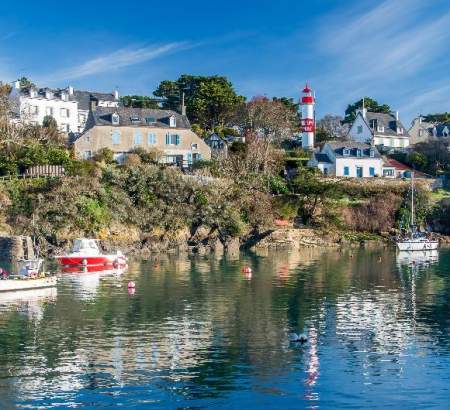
[10,82,78,133]
[10,81,120,134]
[308,141,384,177]
[348,109,410,149]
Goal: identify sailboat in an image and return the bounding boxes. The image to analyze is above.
[396,172,439,251]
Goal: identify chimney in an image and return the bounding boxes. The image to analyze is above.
[14,80,20,90]
[181,91,186,116]
[114,89,119,100]
[68,86,74,95]
[89,99,97,111]
[395,111,399,121]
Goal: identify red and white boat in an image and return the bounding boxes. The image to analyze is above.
[56,238,127,268]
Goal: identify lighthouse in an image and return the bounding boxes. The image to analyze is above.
[300,83,315,149]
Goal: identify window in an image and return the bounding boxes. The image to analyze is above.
[60,108,70,118]
[165,133,181,145]
[369,148,375,158]
[29,105,39,115]
[59,123,69,132]
[356,166,363,178]
[130,116,141,124]
[397,127,403,134]
[343,148,350,156]
[146,117,156,124]
[383,169,395,177]
[83,150,92,160]
[79,114,86,124]
[369,119,377,129]
[357,125,363,134]
[133,131,142,145]
[356,149,362,157]
[418,129,424,137]
[369,167,375,176]
[187,152,193,165]
[377,126,384,132]
[343,166,350,176]
[191,143,198,150]
[169,116,176,127]
[112,130,121,145]
[46,107,53,116]
[112,113,120,125]
[148,132,156,144]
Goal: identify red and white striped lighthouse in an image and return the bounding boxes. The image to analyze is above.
[300,83,315,149]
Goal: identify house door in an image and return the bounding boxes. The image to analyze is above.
[356,166,363,178]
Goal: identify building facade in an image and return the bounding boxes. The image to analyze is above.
[409,116,450,144]
[10,81,120,134]
[74,107,210,166]
[348,109,410,149]
[308,141,384,177]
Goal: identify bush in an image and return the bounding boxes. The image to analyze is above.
[93,148,114,164]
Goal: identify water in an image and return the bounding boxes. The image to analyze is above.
[0,247,449,409]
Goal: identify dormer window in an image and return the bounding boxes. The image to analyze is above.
[369,148,375,158]
[60,92,68,101]
[45,90,53,99]
[369,119,377,129]
[130,116,141,124]
[169,115,176,128]
[397,127,403,134]
[112,113,120,125]
[145,116,156,124]
[377,126,384,132]
[29,89,37,98]
[356,149,362,157]
[343,148,350,156]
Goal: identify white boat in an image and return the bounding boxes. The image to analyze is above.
[396,172,439,251]
[0,259,57,292]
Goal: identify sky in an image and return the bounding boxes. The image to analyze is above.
[1,0,450,125]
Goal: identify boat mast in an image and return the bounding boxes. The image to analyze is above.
[411,171,415,228]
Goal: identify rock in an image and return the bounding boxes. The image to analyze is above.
[225,237,240,254]
[190,225,210,242]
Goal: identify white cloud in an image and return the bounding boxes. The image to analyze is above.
[312,0,450,121]
[42,42,190,83]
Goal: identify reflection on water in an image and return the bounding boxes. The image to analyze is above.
[0,247,449,408]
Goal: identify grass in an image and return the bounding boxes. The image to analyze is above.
[430,188,450,203]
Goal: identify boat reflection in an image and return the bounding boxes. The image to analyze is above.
[61,265,126,299]
[396,250,439,268]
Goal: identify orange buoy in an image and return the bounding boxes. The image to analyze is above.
[241,267,252,274]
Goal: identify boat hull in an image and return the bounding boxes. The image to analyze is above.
[396,240,439,251]
[56,255,126,267]
[0,276,57,292]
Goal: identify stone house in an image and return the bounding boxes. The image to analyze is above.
[204,133,245,158]
[409,116,450,145]
[347,109,410,149]
[73,106,211,166]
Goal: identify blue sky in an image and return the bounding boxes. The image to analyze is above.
[1,0,450,124]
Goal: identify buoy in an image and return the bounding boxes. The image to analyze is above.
[128,287,135,296]
[128,281,136,289]
[82,259,88,266]
[241,267,252,274]
[378,256,382,263]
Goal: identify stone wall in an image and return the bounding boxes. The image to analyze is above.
[0,236,35,261]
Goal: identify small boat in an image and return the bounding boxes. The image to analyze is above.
[55,238,127,268]
[396,172,439,251]
[0,259,57,292]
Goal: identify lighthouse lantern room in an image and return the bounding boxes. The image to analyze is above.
[300,83,315,149]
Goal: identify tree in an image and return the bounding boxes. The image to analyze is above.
[287,167,341,225]
[153,74,245,130]
[423,112,450,123]
[121,95,159,109]
[272,97,299,115]
[18,76,35,89]
[317,115,348,139]
[42,115,57,129]
[343,97,390,124]
[413,140,450,175]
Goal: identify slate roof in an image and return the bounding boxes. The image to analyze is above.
[325,141,382,158]
[72,90,117,110]
[364,112,409,138]
[88,106,191,129]
[314,153,332,163]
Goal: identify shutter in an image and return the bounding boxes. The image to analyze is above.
[165,134,169,145]
[175,134,180,145]
[187,153,192,164]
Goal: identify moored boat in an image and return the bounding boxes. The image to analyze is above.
[396,172,439,251]
[56,238,127,268]
[0,259,57,292]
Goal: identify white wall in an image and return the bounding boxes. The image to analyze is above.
[335,157,383,177]
[348,115,373,143]
[20,96,78,133]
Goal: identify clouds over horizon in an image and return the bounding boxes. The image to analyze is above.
[38,42,192,84]
[315,0,450,120]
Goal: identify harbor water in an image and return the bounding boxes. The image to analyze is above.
[0,247,449,408]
